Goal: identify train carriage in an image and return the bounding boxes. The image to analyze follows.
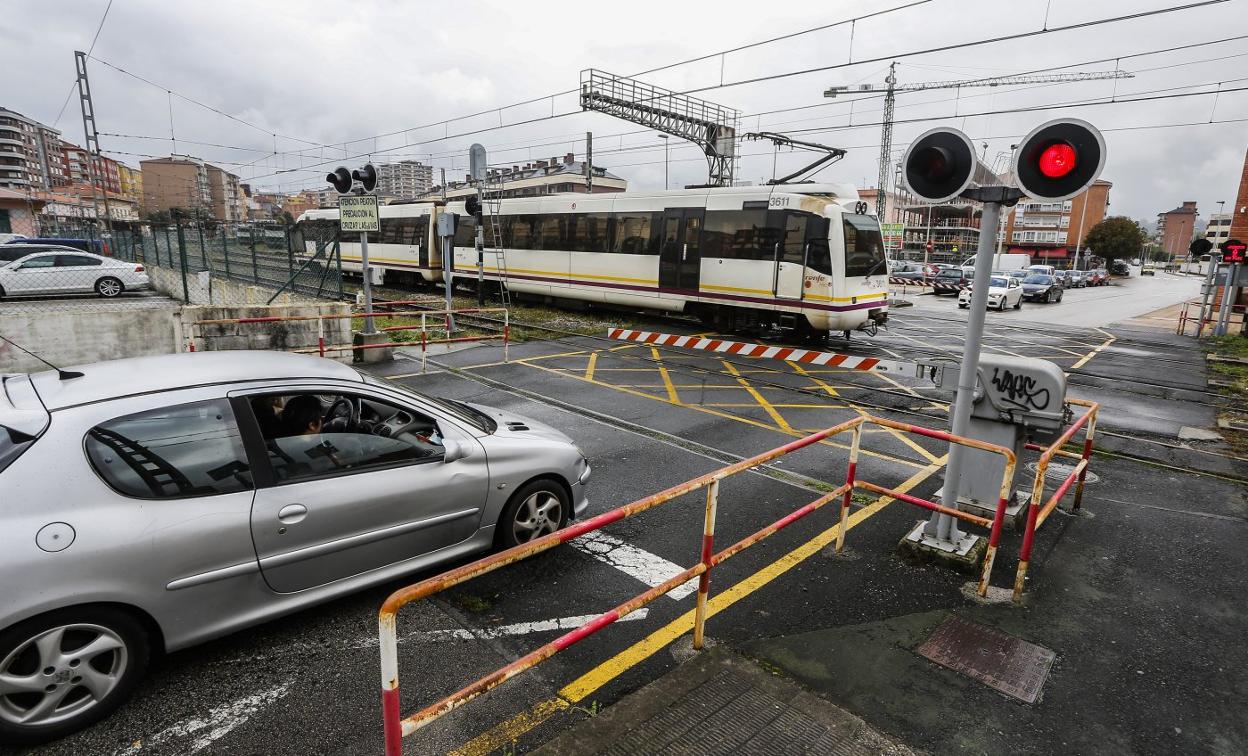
[295,182,888,336]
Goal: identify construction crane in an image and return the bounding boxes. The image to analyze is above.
[825,64,1135,221]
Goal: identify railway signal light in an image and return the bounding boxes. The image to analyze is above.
[901,127,993,204]
[465,194,482,219]
[1012,119,1105,201]
[1189,238,1213,256]
[1223,238,1246,264]
[352,164,378,193]
[327,166,353,194]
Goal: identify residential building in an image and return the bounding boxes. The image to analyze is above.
[1157,201,1198,263]
[1001,179,1112,265]
[375,160,433,201]
[311,188,338,208]
[280,192,317,221]
[855,187,905,226]
[118,163,142,204]
[139,155,241,220]
[1230,147,1248,245]
[59,141,123,194]
[0,186,45,236]
[422,154,626,200]
[0,107,66,190]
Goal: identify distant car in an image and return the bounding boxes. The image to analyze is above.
[932,267,971,295]
[889,261,925,280]
[1021,273,1064,303]
[1028,264,1056,277]
[0,233,28,244]
[1055,270,1075,288]
[1093,268,1110,285]
[0,250,149,299]
[958,275,1023,311]
[1141,263,1156,276]
[5,237,109,256]
[1110,260,1130,276]
[1005,269,1029,282]
[1084,269,1105,286]
[0,351,591,743]
[1067,270,1088,288]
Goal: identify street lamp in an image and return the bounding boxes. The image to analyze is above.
[659,135,669,190]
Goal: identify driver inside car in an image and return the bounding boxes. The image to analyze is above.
[279,394,325,436]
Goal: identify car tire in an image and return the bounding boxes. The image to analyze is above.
[0,606,150,746]
[94,277,124,298]
[958,303,967,309]
[1014,299,1022,310]
[1046,291,1053,303]
[497,479,570,549]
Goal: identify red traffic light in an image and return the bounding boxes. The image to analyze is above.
[1038,143,1077,178]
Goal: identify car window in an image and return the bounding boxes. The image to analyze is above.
[85,398,253,499]
[16,255,56,269]
[55,254,101,267]
[990,277,1008,288]
[248,393,445,484]
[937,269,964,278]
[1023,274,1052,284]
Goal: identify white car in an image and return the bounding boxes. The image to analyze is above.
[0,250,149,299]
[958,275,1023,311]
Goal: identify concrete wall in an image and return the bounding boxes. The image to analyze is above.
[0,304,181,373]
[185,302,352,356]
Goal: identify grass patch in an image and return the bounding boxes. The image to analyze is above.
[449,592,493,614]
[1203,335,1248,454]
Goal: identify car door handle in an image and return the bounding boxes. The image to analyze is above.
[277,504,308,524]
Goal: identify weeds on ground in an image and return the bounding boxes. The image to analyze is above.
[1203,334,1248,453]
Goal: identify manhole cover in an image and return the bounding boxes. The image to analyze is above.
[1026,461,1099,484]
[916,615,1055,703]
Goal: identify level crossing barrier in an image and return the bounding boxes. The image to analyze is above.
[186,306,509,369]
[377,414,1020,756]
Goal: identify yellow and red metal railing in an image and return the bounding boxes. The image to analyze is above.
[1014,398,1099,601]
[187,307,509,367]
[377,414,1018,756]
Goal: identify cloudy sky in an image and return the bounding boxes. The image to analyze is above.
[3,0,1246,222]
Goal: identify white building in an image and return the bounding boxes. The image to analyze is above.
[375,160,433,201]
[1205,212,1232,250]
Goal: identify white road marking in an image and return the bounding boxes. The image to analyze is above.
[397,609,651,643]
[570,531,698,600]
[115,684,288,755]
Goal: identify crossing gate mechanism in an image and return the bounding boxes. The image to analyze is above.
[606,328,1071,512]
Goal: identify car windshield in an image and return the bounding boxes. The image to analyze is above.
[360,373,496,432]
[1024,274,1053,284]
[937,269,963,278]
[990,277,1008,288]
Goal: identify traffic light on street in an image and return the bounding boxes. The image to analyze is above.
[1012,119,1105,201]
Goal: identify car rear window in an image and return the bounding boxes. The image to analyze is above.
[937,269,964,278]
[84,398,253,499]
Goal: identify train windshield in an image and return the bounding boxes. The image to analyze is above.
[842,214,886,277]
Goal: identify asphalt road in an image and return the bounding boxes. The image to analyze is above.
[5,284,1242,756]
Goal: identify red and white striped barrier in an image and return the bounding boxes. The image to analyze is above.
[605,328,934,378]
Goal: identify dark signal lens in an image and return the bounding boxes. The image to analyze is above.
[1038,143,1077,178]
[917,146,953,181]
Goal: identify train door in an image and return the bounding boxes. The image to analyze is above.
[774,212,807,300]
[659,208,704,292]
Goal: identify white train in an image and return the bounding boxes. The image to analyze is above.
[294,183,889,336]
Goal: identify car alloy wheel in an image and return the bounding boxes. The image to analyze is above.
[95,277,123,298]
[0,608,148,745]
[499,480,569,548]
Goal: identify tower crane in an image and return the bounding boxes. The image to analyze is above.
[825,64,1134,221]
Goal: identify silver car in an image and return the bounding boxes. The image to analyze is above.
[0,351,589,744]
[0,249,149,299]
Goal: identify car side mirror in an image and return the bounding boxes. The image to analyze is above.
[442,438,468,463]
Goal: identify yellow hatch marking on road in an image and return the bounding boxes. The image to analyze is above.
[1070,331,1116,371]
[652,347,682,404]
[585,352,598,382]
[514,360,926,469]
[449,458,945,756]
[722,360,792,431]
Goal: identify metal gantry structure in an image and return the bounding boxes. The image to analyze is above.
[75,50,114,239]
[826,65,1134,221]
[580,69,740,187]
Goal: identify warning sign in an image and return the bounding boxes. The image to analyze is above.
[339,195,379,233]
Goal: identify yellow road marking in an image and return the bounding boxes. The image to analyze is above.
[585,352,598,381]
[1070,331,1116,371]
[722,361,792,431]
[651,347,682,404]
[449,458,945,755]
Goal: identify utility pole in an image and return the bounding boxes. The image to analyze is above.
[585,132,593,192]
[1071,187,1090,270]
[75,51,114,244]
[659,134,669,190]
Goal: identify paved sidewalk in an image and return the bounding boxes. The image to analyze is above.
[534,647,915,756]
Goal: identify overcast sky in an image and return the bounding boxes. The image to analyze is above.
[3,0,1246,222]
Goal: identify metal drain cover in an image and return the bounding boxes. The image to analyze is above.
[1026,461,1099,484]
[916,615,1055,703]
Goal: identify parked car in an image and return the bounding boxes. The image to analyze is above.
[1028,264,1056,277]
[1110,260,1131,276]
[1083,269,1105,286]
[4,237,109,256]
[1021,273,1064,303]
[0,351,592,743]
[0,233,28,244]
[1140,263,1157,276]
[1093,268,1110,285]
[889,260,925,280]
[0,251,148,299]
[958,275,1023,311]
[1055,270,1075,289]
[1067,270,1088,288]
[932,267,971,295]
[0,243,84,266]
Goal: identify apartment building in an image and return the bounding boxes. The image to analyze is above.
[1001,179,1112,264]
[0,107,66,190]
[60,141,123,194]
[376,160,433,200]
[140,155,243,220]
[1157,200,1198,261]
[425,154,627,200]
[206,164,244,222]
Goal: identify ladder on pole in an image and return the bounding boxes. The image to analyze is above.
[482,173,511,308]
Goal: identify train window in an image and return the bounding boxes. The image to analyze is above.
[842,214,886,278]
[614,214,652,255]
[782,214,807,264]
[804,215,832,275]
[453,214,477,247]
[508,215,539,250]
[701,210,779,261]
[567,213,610,253]
[538,215,565,249]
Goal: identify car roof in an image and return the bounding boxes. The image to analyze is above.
[26,351,363,411]
[0,244,82,253]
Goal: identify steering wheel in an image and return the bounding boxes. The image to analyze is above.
[322,397,358,433]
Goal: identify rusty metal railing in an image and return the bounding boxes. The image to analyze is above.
[377,414,1020,755]
[1014,398,1099,600]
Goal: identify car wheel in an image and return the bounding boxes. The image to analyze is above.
[0,607,149,746]
[94,277,124,298]
[958,303,967,309]
[497,479,570,549]
[1046,291,1053,303]
[1014,298,1022,310]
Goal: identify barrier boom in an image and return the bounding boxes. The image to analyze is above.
[606,328,946,382]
